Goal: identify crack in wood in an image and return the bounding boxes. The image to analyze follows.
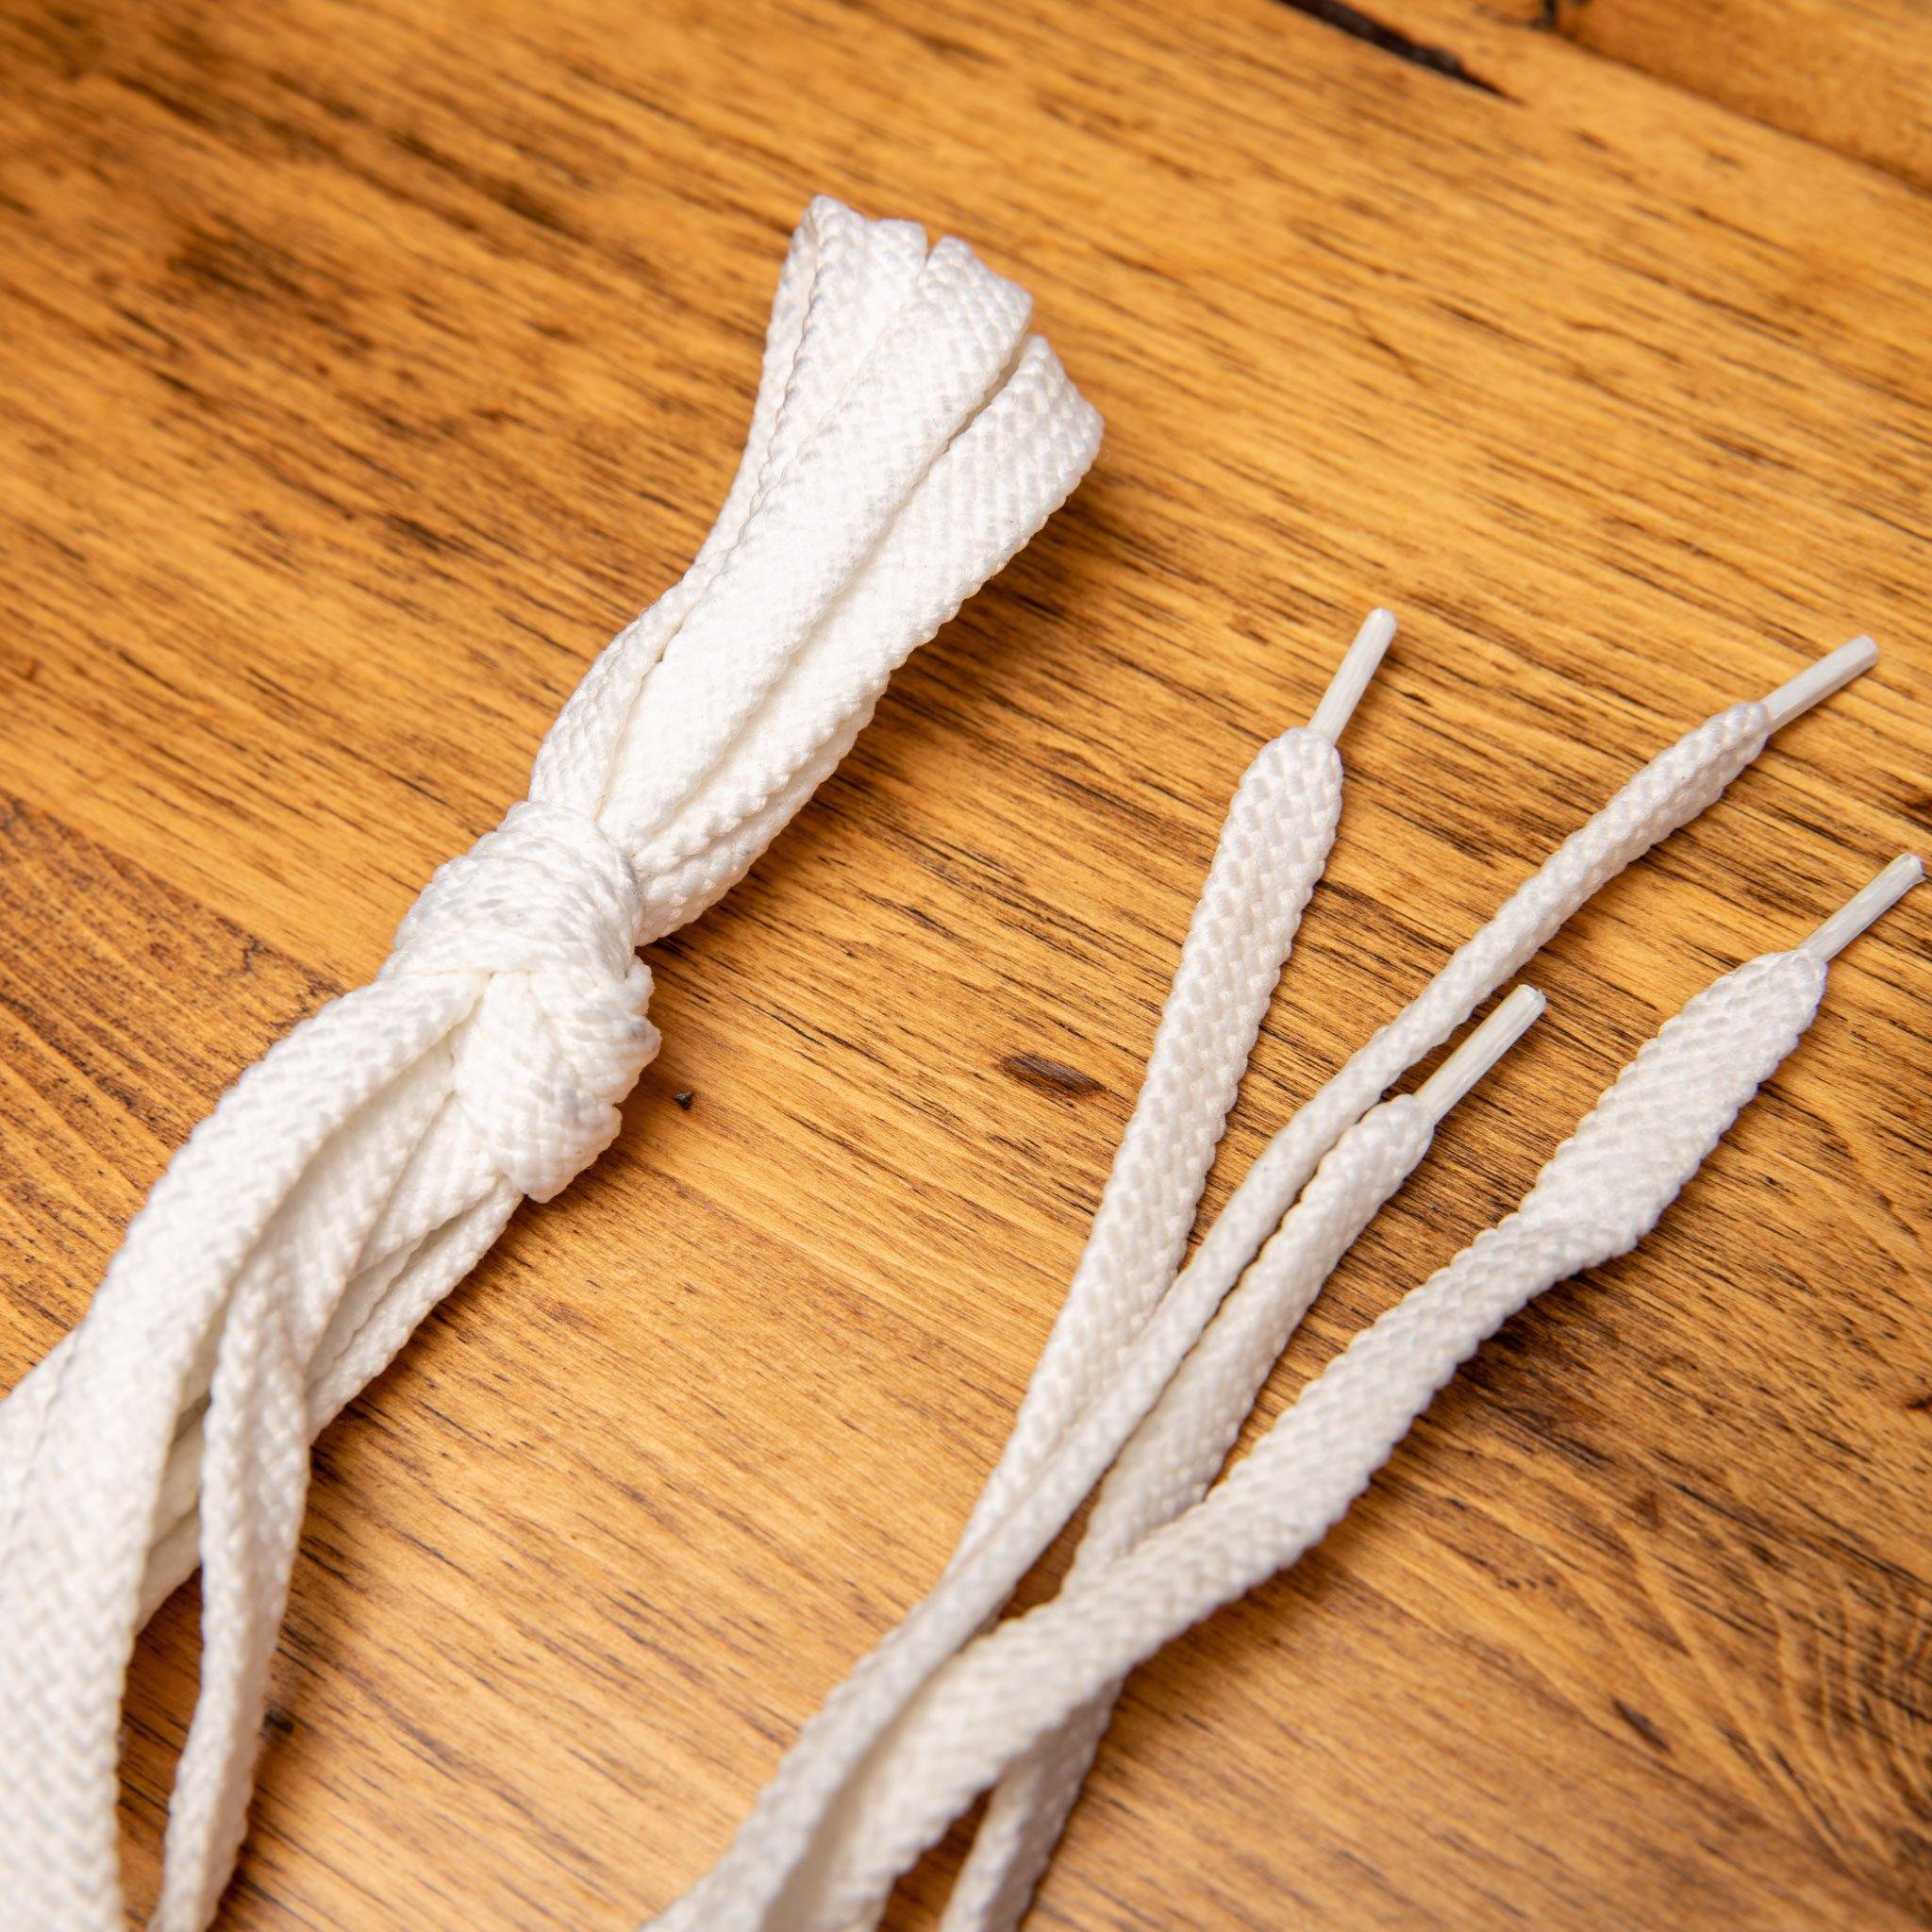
[1273,0,1508,97]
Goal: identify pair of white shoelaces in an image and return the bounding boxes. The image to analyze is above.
[0,194,1916,1932]
[658,619,1919,1932]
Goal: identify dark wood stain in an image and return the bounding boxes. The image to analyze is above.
[1001,1053,1107,1097]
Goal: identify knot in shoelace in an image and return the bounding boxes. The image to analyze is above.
[386,800,657,1200]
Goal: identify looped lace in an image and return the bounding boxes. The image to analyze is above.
[387,801,658,1199]
[0,194,1100,1932]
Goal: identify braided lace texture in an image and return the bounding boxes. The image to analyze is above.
[931,645,1885,1932]
[945,1096,1436,1932]
[0,195,1101,1932]
[773,950,1830,1928]
[658,697,1773,1932]
[652,706,1351,1932]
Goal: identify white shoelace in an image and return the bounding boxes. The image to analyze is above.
[941,986,1545,1932]
[0,195,1100,1932]
[779,853,1922,1930]
[658,637,1884,1932]
[1,184,1902,1932]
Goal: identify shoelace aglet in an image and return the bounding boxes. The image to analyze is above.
[1797,852,1923,962]
[1762,635,1877,732]
[1415,982,1546,1125]
[1307,608,1396,743]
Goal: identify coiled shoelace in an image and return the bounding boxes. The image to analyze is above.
[658,635,1898,1932]
[0,196,1101,1932]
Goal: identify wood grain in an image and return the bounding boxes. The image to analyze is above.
[1481,0,1932,195]
[1,1,1927,1926]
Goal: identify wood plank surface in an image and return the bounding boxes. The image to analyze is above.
[1,1,1927,1926]
[1497,0,1932,195]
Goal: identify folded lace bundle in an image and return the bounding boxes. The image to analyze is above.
[662,629,1918,1932]
[0,196,1101,1932]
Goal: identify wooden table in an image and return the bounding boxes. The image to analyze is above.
[2,2,1926,1925]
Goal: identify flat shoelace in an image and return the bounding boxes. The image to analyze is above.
[943,989,1543,1932]
[662,637,1879,1932]
[0,196,1100,1932]
[758,857,1923,1931]
[650,609,1388,1932]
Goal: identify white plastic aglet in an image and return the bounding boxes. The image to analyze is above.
[1797,852,1924,962]
[1415,983,1547,1125]
[1762,635,1877,733]
[1307,608,1396,744]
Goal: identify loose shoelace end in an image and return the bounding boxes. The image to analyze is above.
[1762,634,1877,732]
[1415,982,1546,1125]
[1308,608,1397,743]
[1797,852,1923,962]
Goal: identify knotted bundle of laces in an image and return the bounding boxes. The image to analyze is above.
[2,195,1908,1932]
[0,194,1101,1932]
